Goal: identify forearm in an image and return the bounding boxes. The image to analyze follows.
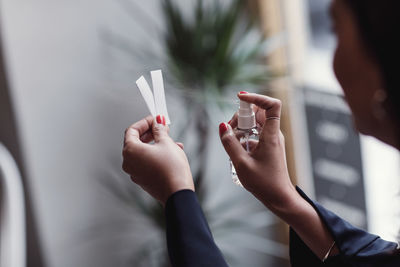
[257,187,338,260]
[165,190,229,267]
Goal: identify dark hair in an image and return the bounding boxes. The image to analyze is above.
[344,0,400,122]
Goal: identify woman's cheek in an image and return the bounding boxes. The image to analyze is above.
[333,46,345,89]
[332,44,369,134]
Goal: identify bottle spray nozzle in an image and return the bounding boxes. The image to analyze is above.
[238,100,256,129]
[239,100,252,116]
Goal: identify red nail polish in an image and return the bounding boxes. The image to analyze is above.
[162,115,166,126]
[228,120,232,125]
[219,123,228,136]
[239,91,249,94]
[156,115,163,124]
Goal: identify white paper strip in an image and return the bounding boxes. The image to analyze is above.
[151,70,171,125]
[136,76,156,117]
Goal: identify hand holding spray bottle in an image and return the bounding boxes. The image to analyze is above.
[230,97,260,186]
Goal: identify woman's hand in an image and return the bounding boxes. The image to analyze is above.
[122,115,194,205]
[221,93,339,260]
[219,92,297,212]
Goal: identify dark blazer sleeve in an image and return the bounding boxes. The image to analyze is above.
[290,187,400,267]
[165,190,229,267]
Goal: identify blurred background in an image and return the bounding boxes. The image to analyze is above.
[1,0,399,266]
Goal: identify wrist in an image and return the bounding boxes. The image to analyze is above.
[162,187,195,207]
[257,185,306,224]
[267,189,320,233]
[162,176,195,206]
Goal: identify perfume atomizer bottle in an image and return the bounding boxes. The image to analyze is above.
[230,100,260,187]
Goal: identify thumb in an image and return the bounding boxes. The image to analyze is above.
[152,115,169,143]
[219,122,249,167]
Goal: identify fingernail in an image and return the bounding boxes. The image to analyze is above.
[239,91,249,95]
[219,122,228,136]
[156,115,163,124]
[228,120,232,125]
[162,115,166,126]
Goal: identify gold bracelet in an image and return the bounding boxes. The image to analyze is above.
[322,241,336,262]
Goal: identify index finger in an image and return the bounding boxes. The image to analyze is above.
[238,92,282,137]
[124,115,154,146]
[238,93,281,118]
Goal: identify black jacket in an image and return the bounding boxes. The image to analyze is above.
[165,188,400,266]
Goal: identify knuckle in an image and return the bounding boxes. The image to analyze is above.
[273,99,282,108]
[158,135,170,143]
[153,126,166,138]
[279,131,285,142]
[122,145,144,159]
[221,134,234,146]
[260,135,280,147]
[122,147,131,158]
[234,156,249,171]
[223,139,236,152]
[271,136,281,146]
[235,157,249,171]
[122,160,130,174]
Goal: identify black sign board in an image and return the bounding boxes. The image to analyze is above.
[303,88,367,229]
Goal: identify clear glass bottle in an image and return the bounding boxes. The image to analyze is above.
[230,100,260,187]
